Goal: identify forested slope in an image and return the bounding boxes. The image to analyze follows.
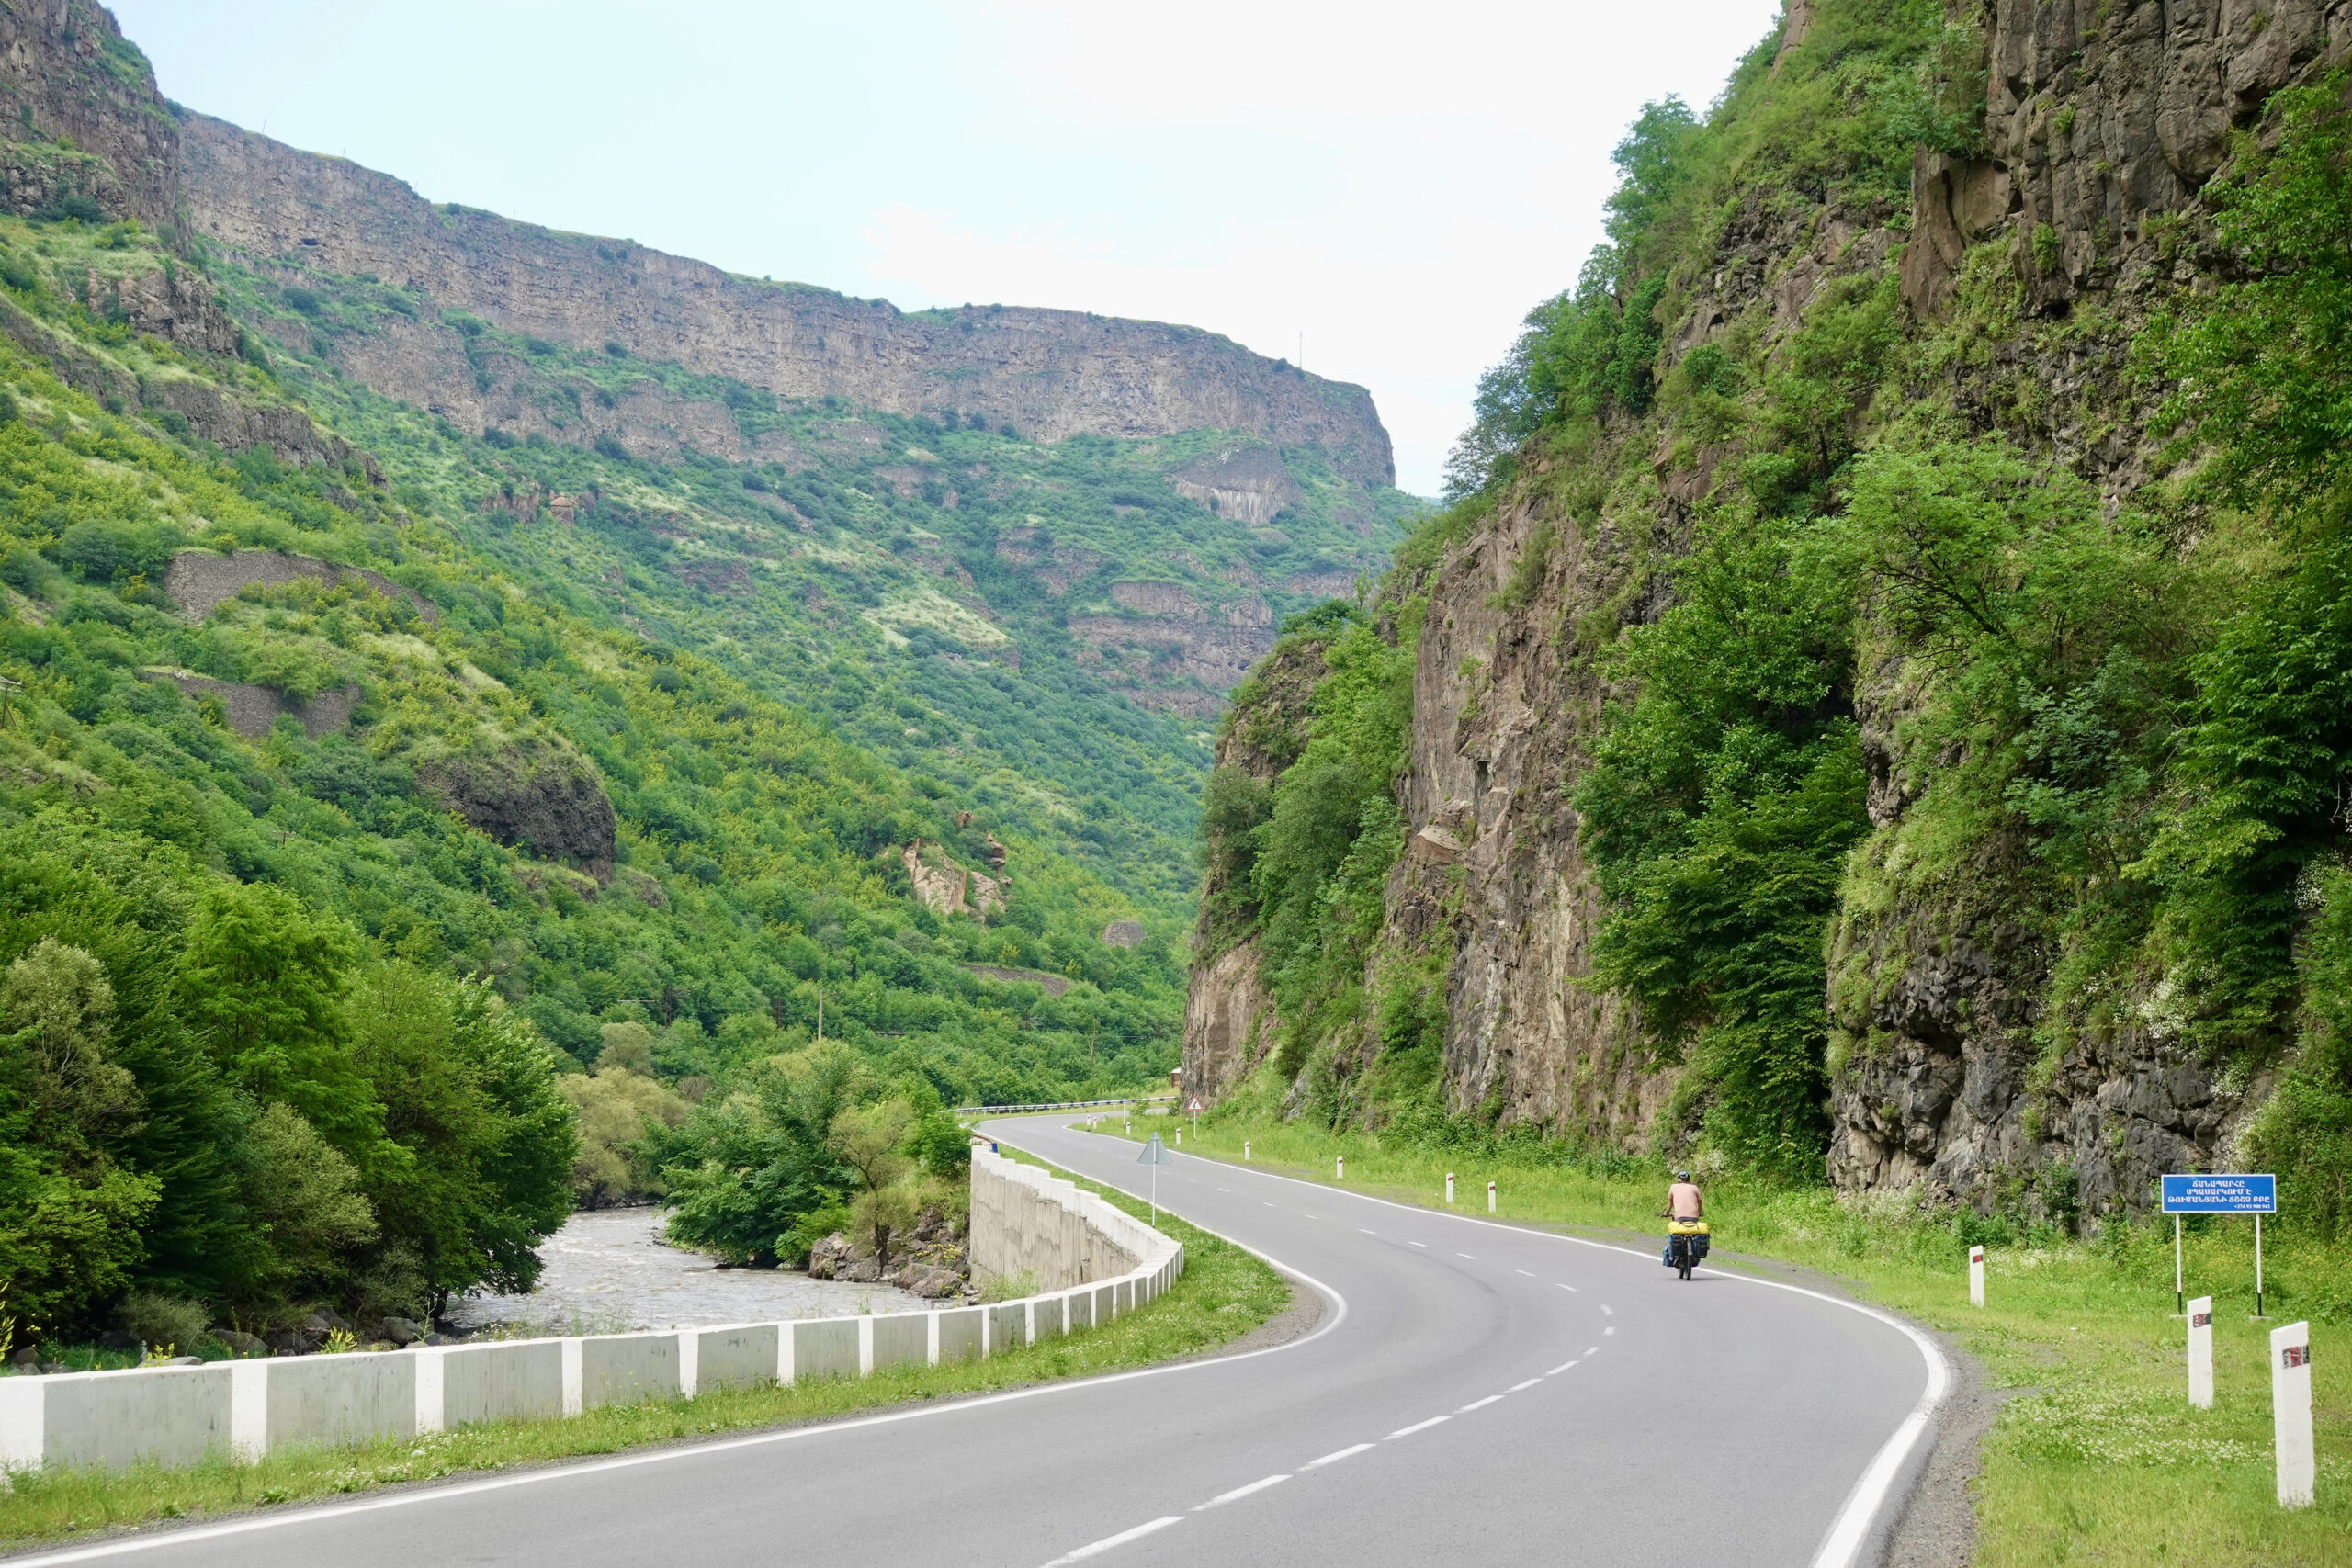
[1185,0,2352,1238]
[0,0,1411,1338]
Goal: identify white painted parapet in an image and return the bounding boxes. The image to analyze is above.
[969,1145,1180,1292]
[0,1154,1182,1477]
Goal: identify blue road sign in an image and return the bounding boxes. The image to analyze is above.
[2161,1173,2276,1213]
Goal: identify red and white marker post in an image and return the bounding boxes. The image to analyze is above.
[1969,1245,1984,1308]
[1487,1179,1497,1213]
[1445,1172,1454,1204]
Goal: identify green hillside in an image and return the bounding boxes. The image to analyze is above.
[199,247,1419,908]
[0,206,1257,1327]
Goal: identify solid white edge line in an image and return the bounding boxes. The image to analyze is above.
[1042,1514,1185,1565]
[1071,1132,1954,1568]
[12,1134,1351,1568]
[1457,1396,1503,1412]
[1306,1443,1374,1467]
[1507,1379,1543,1393]
[1385,1416,1449,1438]
[1195,1474,1290,1509]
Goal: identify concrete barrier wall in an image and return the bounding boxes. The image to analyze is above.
[870,1314,928,1373]
[266,1351,414,1450]
[439,1339,564,1428]
[0,1146,1180,1474]
[581,1332,680,1411]
[694,1324,780,1393]
[970,1147,1175,1291]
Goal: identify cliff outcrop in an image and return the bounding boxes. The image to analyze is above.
[0,1,175,232]
[171,114,1394,487]
[1187,0,2352,1222]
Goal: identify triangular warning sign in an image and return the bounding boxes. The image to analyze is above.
[1185,1096,1204,1111]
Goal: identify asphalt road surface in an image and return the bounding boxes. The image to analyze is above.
[14,1116,1945,1568]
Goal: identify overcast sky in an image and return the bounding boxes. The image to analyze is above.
[113,0,1783,495]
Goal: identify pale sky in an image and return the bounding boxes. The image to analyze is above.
[114,1,1784,495]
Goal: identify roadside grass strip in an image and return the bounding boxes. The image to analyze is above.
[0,1188,1290,1549]
[1085,1118,2352,1567]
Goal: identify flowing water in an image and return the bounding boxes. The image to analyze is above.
[445,1207,925,1334]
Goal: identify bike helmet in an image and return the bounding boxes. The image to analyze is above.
[1673,1169,1690,1181]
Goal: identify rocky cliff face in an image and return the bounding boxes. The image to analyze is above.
[172,113,1394,488]
[1186,0,2349,1219]
[1814,0,2346,1220]
[0,1,175,232]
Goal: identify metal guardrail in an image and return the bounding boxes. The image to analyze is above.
[956,1096,1176,1117]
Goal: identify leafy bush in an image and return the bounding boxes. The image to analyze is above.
[113,1289,207,1353]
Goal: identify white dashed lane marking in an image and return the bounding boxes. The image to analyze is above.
[1195,1475,1288,1510]
[1509,1379,1543,1393]
[1458,1395,1503,1412]
[1039,1515,1184,1566]
[1306,1444,1374,1468]
[1549,1359,1581,1374]
[1387,1416,1451,1439]
[1600,1304,1614,1316]
[1556,1282,1578,1293]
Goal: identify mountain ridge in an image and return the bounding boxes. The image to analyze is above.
[173,111,1396,489]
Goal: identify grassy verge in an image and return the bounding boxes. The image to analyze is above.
[0,1174,1289,1547]
[1080,1112,2351,1567]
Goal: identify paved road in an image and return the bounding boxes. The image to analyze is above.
[16,1118,1944,1568]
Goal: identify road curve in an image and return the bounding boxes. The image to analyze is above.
[7,1118,1944,1568]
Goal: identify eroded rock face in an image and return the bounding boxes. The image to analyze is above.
[1374,482,1668,1145]
[173,115,1395,487]
[1178,637,1331,1105]
[902,840,1002,923]
[1066,591,1274,710]
[413,740,616,878]
[0,1,178,232]
[1170,446,1303,525]
[1178,4,2344,1218]
[1181,943,1279,1105]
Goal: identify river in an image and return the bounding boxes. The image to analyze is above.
[445,1208,926,1335]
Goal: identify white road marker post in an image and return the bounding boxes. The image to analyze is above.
[1336,1156,1344,1181]
[1445,1172,1454,1204]
[2188,1295,2213,1409]
[1487,1179,1497,1213]
[2272,1320,2314,1508]
[1244,1140,1250,1162]
[1969,1244,1984,1308]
